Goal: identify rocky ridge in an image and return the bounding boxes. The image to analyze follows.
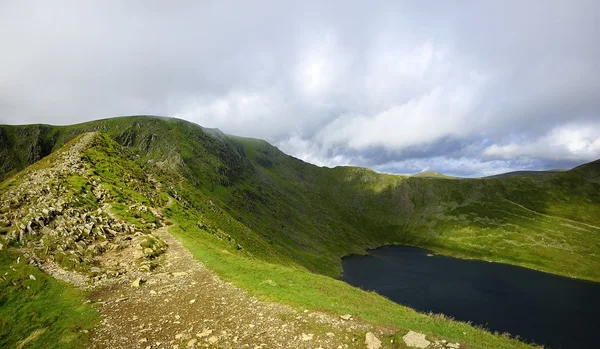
[0,132,166,285]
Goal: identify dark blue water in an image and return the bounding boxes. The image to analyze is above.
[341,246,600,349]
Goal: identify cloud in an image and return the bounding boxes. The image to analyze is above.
[0,0,599,176]
[484,123,600,162]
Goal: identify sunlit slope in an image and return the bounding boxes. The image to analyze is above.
[234,136,600,281]
[1,116,599,281]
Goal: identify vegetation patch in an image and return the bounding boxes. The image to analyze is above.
[0,249,99,349]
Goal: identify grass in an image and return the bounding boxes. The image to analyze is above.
[164,200,538,349]
[0,249,99,349]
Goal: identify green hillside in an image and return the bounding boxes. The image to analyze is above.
[2,116,599,348]
[1,115,599,282]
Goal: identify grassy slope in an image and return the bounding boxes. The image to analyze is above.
[232,136,600,281]
[1,117,598,282]
[0,250,99,348]
[164,202,535,349]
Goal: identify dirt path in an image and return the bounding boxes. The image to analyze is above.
[89,227,390,348]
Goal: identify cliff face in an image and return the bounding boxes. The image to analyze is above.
[0,124,57,180]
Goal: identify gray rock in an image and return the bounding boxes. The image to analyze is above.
[131,277,145,288]
[402,331,431,348]
[90,267,104,275]
[365,332,382,349]
[301,333,314,341]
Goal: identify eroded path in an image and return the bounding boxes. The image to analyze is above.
[89,227,390,348]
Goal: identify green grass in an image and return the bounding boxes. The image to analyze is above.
[0,249,99,349]
[164,200,538,349]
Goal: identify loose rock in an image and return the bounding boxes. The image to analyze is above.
[402,330,431,348]
[365,332,382,349]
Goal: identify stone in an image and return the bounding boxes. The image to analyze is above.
[138,338,148,343]
[90,267,104,275]
[207,336,218,344]
[340,314,352,321]
[447,343,460,349]
[189,299,196,304]
[365,332,381,349]
[301,333,314,341]
[131,277,144,288]
[402,331,431,349]
[186,338,197,347]
[326,332,335,338]
[29,274,36,280]
[196,329,213,338]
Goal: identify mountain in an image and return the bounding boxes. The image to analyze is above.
[411,171,456,179]
[1,115,599,348]
[484,169,566,179]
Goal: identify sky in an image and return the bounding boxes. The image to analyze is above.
[1,1,599,177]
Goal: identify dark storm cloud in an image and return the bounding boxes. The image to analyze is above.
[1,0,598,176]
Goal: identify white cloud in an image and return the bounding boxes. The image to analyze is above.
[276,133,352,167]
[373,157,540,178]
[292,31,351,103]
[483,123,600,162]
[1,1,599,176]
[317,84,481,151]
[172,89,292,138]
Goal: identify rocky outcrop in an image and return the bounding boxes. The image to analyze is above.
[0,133,167,283]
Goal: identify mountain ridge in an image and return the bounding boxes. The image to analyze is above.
[2,116,599,348]
[2,115,599,279]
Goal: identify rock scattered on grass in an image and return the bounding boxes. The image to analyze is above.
[365,332,382,349]
[301,333,314,341]
[403,330,431,348]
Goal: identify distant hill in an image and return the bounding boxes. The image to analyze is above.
[411,171,456,179]
[485,169,566,179]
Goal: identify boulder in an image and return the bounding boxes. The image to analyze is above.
[402,331,431,348]
[365,332,381,349]
[131,277,145,288]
